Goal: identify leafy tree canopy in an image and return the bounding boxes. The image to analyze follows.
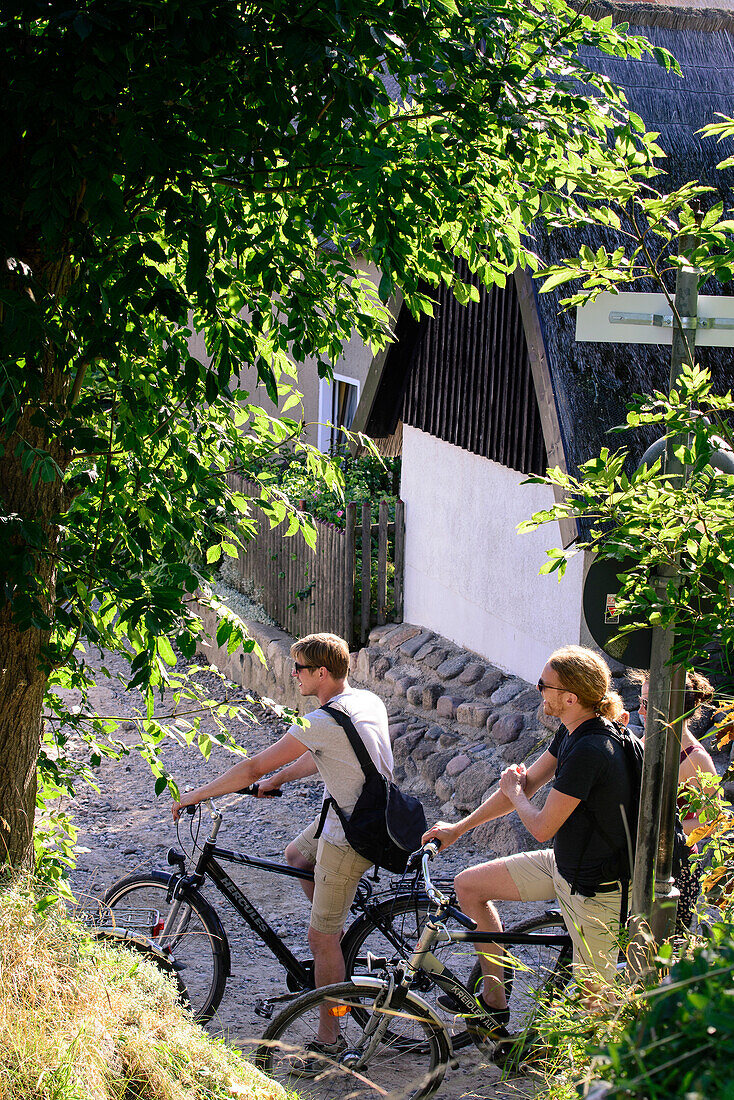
[1,0,673,869]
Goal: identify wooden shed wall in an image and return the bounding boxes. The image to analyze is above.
[400,265,548,475]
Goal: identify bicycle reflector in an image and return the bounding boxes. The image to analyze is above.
[328,1004,351,1017]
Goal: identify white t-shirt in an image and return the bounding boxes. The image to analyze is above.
[289,686,393,845]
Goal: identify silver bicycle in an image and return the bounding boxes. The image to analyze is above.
[256,840,573,1099]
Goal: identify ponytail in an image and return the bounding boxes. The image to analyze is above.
[598,691,625,722]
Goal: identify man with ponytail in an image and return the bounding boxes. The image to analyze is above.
[424,645,633,1023]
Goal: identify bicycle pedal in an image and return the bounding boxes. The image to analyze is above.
[254,990,302,1020]
[254,998,274,1020]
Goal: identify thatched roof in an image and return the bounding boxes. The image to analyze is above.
[357,4,734,491]
[534,2,734,478]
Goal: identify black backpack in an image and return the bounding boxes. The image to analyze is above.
[313,704,427,874]
[573,719,688,912]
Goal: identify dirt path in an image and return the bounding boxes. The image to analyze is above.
[64,649,540,1100]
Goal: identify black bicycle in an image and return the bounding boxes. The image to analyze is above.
[256,842,574,1099]
[99,792,505,1044]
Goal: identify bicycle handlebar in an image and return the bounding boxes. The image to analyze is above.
[182,785,282,816]
[237,784,283,798]
[415,840,477,930]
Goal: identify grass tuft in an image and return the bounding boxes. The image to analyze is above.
[0,879,286,1100]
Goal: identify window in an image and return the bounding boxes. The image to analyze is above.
[317,374,360,454]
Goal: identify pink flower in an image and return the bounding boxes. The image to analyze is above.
[336,510,344,517]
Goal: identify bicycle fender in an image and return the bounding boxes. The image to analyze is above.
[95,928,178,973]
[173,879,232,979]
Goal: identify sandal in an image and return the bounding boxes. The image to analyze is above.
[437,991,510,1032]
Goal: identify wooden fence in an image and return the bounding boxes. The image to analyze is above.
[228,474,405,646]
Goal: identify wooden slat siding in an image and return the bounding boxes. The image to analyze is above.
[465,283,482,453]
[394,500,405,622]
[334,521,342,637]
[345,503,356,644]
[333,521,341,638]
[225,475,355,641]
[361,503,371,644]
[496,279,510,463]
[401,264,547,475]
[330,522,337,636]
[326,522,334,636]
[287,522,296,631]
[377,500,388,626]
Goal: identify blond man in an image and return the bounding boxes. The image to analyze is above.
[173,632,392,1057]
[423,645,633,1023]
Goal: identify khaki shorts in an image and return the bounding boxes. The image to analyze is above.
[293,818,373,935]
[504,848,625,985]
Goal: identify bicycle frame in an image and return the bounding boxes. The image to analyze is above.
[381,846,573,1032]
[406,922,571,1020]
[172,805,317,990]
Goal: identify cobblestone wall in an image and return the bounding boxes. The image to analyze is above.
[196,607,729,858]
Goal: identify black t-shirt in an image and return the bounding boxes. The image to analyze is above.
[548,717,635,891]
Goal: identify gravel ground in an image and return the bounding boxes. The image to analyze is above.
[63,647,542,1100]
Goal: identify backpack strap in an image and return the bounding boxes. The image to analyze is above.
[311,703,379,841]
[320,704,380,779]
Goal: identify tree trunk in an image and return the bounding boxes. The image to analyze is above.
[0,623,47,869]
[0,413,60,869]
[0,257,73,869]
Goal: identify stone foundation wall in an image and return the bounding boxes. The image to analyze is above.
[195,608,729,859]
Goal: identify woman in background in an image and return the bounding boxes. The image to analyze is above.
[634,670,718,929]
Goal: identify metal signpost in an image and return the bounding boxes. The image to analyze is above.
[576,246,734,961]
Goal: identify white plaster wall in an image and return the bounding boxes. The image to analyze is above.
[401,426,584,682]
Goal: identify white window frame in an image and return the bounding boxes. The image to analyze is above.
[317,372,361,453]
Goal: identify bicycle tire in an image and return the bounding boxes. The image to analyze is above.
[343,892,486,1050]
[102,871,230,1022]
[257,979,450,1100]
[466,911,572,1038]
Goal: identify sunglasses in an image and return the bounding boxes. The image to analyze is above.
[537,678,566,694]
[292,661,317,673]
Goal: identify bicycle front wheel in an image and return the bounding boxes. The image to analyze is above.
[257,980,450,1100]
[101,871,230,1022]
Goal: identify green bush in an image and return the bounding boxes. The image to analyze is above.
[597,923,734,1099]
[252,454,400,528]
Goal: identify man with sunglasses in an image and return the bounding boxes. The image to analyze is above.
[172,631,392,1060]
[423,644,634,1020]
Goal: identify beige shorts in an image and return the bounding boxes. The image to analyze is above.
[293,818,373,935]
[504,848,625,985]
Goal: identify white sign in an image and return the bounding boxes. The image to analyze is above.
[575,292,734,347]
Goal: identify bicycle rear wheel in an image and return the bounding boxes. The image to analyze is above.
[257,980,449,1100]
[343,892,483,1050]
[467,912,572,1037]
[101,871,230,1022]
